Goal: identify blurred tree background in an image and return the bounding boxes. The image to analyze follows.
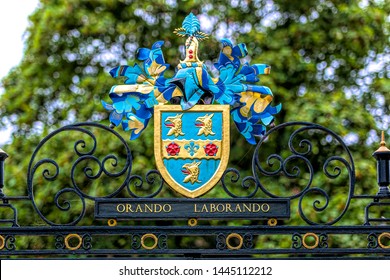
[0,0,389,252]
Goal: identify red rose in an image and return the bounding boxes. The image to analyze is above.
[166,142,180,156]
[204,143,218,156]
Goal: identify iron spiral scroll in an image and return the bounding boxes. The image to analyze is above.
[4,120,390,258]
[26,122,162,226]
[252,122,356,225]
[25,121,356,226]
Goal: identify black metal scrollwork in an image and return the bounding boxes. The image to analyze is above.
[127,170,164,198]
[292,233,302,249]
[243,234,254,249]
[131,234,141,250]
[4,235,16,251]
[216,233,226,250]
[367,233,378,249]
[158,234,168,250]
[27,123,133,226]
[319,234,328,248]
[82,234,92,250]
[253,122,356,225]
[221,168,258,198]
[55,235,65,249]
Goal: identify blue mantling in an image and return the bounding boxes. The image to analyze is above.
[102,13,281,144]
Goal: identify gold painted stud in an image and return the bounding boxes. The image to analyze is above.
[188,218,198,227]
[141,234,158,250]
[302,233,319,250]
[226,233,243,250]
[108,219,117,227]
[267,218,278,226]
[0,235,5,250]
[64,234,83,251]
[378,232,390,249]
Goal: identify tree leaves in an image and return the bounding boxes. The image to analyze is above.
[0,0,388,236]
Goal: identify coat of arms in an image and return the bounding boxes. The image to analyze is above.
[154,105,229,197]
[102,13,281,197]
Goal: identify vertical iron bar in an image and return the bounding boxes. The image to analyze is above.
[372,132,390,196]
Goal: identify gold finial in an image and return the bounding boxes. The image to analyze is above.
[381,131,386,146]
[375,131,390,153]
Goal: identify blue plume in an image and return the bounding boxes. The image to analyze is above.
[220,38,233,48]
[152,41,165,49]
[232,43,248,58]
[136,48,150,61]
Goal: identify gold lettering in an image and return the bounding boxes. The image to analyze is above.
[154,204,162,213]
[217,204,225,212]
[226,204,233,212]
[252,203,261,213]
[243,204,251,212]
[194,204,200,213]
[144,204,153,212]
[261,203,270,213]
[116,202,269,216]
[135,205,143,213]
[163,204,172,212]
[117,204,125,213]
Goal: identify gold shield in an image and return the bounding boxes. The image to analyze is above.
[154,105,230,198]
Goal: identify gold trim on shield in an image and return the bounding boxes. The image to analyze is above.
[154,105,230,198]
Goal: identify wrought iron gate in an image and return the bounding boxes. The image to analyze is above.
[0,121,389,258]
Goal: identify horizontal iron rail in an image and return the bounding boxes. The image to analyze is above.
[1,249,389,257]
[1,225,390,235]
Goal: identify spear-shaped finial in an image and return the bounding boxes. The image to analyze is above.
[381,131,386,145]
[375,131,390,153]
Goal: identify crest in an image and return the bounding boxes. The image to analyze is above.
[102,13,282,197]
[154,105,230,198]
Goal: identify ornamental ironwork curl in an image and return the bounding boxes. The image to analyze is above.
[158,234,168,250]
[131,234,142,250]
[292,233,302,249]
[319,234,328,248]
[82,234,93,250]
[4,235,16,251]
[221,168,258,198]
[55,235,65,249]
[126,170,164,198]
[27,122,133,226]
[216,233,226,250]
[243,234,254,249]
[253,122,355,225]
[367,233,378,249]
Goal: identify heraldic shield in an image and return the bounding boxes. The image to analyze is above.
[154,105,230,198]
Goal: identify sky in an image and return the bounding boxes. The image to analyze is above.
[0,0,39,144]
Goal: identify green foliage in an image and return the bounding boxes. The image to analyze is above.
[0,0,389,251]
